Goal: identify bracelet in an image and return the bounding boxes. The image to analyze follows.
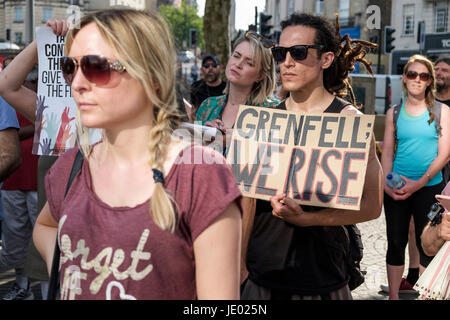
[426,171,431,181]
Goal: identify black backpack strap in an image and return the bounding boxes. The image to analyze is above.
[47,149,83,300]
[64,150,84,197]
[391,104,400,156]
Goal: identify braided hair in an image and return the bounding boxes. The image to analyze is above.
[280,13,377,107]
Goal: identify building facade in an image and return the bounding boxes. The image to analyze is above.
[390,0,450,74]
[264,0,393,74]
[0,0,157,45]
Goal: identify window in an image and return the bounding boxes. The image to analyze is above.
[287,0,295,16]
[43,8,53,22]
[14,7,23,22]
[402,4,415,36]
[315,0,324,15]
[339,0,350,18]
[435,2,448,33]
[339,0,350,25]
[15,32,22,44]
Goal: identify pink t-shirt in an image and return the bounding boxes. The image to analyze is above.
[45,145,242,300]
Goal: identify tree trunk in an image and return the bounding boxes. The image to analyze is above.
[203,0,231,79]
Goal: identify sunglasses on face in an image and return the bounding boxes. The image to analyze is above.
[271,45,324,63]
[405,71,431,81]
[60,55,126,85]
[244,31,275,49]
[202,62,217,69]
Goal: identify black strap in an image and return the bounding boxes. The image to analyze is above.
[325,96,352,113]
[276,96,351,113]
[47,150,83,300]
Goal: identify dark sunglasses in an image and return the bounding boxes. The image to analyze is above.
[60,55,126,85]
[202,62,217,69]
[271,45,324,63]
[244,31,275,49]
[405,71,431,81]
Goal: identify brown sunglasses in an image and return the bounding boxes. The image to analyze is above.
[60,55,126,85]
[405,71,431,82]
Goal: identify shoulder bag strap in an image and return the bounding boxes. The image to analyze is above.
[392,104,400,156]
[47,150,83,300]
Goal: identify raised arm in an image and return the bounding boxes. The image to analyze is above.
[0,40,38,123]
[0,19,70,123]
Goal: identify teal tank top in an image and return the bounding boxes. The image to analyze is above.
[393,102,442,186]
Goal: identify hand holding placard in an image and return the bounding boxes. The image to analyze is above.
[227,105,375,210]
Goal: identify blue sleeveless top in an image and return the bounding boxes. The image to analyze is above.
[393,102,442,186]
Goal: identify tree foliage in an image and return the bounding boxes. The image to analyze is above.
[159,0,204,51]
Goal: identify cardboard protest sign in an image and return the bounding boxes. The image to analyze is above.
[33,26,76,156]
[227,105,375,211]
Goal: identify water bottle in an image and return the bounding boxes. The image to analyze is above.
[386,172,406,189]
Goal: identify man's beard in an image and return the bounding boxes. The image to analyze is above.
[436,81,446,92]
[205,73,219,84]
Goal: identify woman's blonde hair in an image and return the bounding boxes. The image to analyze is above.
[65,9,181,232]
[402,54,437,124]
[224,33,276,105]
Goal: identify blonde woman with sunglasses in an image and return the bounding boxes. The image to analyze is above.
[1,10,242,300]
[381,54,450,300]
[195,31,279,153]
[194,32,279,285]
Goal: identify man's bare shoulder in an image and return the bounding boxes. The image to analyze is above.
[340,105,362,115]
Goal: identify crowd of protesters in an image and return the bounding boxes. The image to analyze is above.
[0,7,448,301]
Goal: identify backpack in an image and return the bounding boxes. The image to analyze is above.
[47,150,84,300]
[343,224,365,291]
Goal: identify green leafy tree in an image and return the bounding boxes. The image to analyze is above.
[159,0,204,51]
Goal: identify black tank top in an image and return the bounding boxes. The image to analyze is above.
[246,97,353,296]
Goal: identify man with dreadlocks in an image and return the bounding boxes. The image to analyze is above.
[241,13,383,300]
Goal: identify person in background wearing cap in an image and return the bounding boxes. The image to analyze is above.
[190,54,226,112]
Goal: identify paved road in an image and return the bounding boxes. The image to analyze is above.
[351,208,418,300]
[0,208,418,300]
